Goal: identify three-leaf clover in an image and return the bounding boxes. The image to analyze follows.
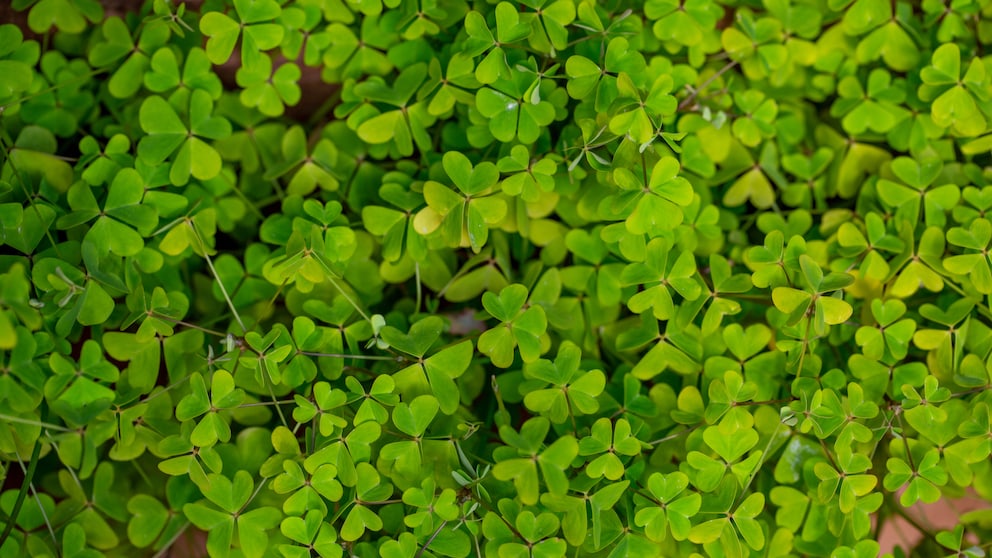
[199,0,284,72]
[601,156,695,235]
[279,510,343,558]
[478,284,548,367]
[175,369,245,447]
[475,60,557,144]
[883,449,948,506]
[813,450,877,513]
[183,470,282,558]
[635,471,701,542]
[382,316,473,415]
[521,341,605,424]
[621,236,702,321]
[919,43,989,137]
[854,299,916,361]
[772,255,854,334]
[414,151,507,252]
[58,169,159,257]
[492,417,578,504]
[137,91,232,185]
[578,418,645,480]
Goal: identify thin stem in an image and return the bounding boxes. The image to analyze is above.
[314,252,373,325]
[739,421,784,499]
[414,520,448,558]
[734,398,796,407]
[0,414,71,432]
[942,279,992,322]
[152,312,229,338]
[264,373,289,429]
[415,261,423,315]
[648,423,701,446]
[237,400,297,408]
[468,491,526,542]
[152,523,191,558]
[894,412,917,473]
[0,432,44,548]
[819,438,840,471]
[0,136,64,259]
[186,219,247,333]
[11,445,57,549]
[677,60,739,112]
[139,373,194,405]
[633,489,662,506]
[884,492,939,542]
[300,351,401,361]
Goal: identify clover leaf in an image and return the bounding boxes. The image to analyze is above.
[920,43,990,137]
[183,470,281,558]
[279,510,342,558]
[478,284,548,367]
[578,418,644,480]
[883,449,948,506]
[493,417,578,504]
[414,151,506,252]
[522,341,605,424]
[199,0,284,72]
[475,64,556,145]
[236,56,302,117]
[354,64,435,156]
[137,91,231,185]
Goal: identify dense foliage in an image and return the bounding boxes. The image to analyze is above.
[2,0,992,556]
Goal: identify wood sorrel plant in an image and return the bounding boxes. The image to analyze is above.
[1,0,992,557]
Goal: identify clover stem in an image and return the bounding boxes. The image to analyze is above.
[632,488,662,506]
[414,519,447,558]
[313,251,373,326]
[0,424,45,549]
[152,312,228,338]
[893,412,917,473]
[794,317,813,376]
[468,489,526,542]
[237,399,296,407]
[223,172,265,220]
[151,522,190,558]
[300,351,399,361]
[734,397,796,406]
[415,261,423,314]
[0,134,64,259]
[565,393,579,437]
[186,219,247,333]
[677,60,739,112]
[883,491,939,543]
[819,438,840,471]
[738,421,784,501]
[647,422,701,446]
[2,67,107,108]
[872,505,886,542]
[0,413,71,432]
[305,88,342,129]
[264,372,289,429]
[940,279,992,322]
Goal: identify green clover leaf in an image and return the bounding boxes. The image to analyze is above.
[279,510,342,558]
[493,417,578,504]
[478,284,548,367]
[919,43,989,137]
[137,91,231,186]
[578,418,644,480]
[522,341,605,424]
[199,0,284,71]
[883,449,948,506]
[183,470,281,558]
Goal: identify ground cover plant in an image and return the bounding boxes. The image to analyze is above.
[2,0,992,556]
